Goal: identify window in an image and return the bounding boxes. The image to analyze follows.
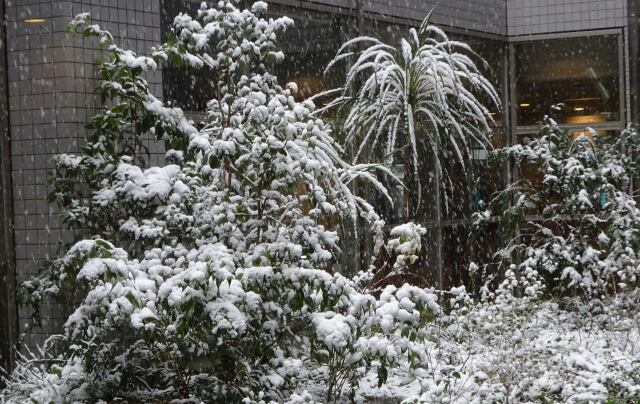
[515,34,622,129]
[513,33,625,216]
[161,0,214,112]
[160,2,351,110]
[268,5,351,102]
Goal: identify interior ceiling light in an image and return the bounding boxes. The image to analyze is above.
[519,103,530,108]
[575,107,585,112]
[24,18,46,23]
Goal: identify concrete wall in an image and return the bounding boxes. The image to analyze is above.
[507,0,627,35]
[296,0,508,35]
[4,0,163,349]
[366,0,507,35]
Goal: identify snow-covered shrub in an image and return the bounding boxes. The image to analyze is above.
[368,223,431,293]
[397,286,640,403]
[44,2,396,271]
[477,116,640,298]
[307,283,440,402]
[23,1,393,309]
[9,239,442,402]
[8,267,640,403]
[322,13,498,215]
[7,2,639,402]
[387,223,427,270]
[9,2,446,402]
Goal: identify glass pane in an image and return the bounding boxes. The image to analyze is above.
[515,35,621,126]
[268,6,351,102]
[160,3,350,110]
[451,34,506,118]
[161,0,214,112]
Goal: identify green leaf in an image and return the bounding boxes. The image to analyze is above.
[377,365,388,387]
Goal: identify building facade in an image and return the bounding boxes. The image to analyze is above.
[1,0,639,371]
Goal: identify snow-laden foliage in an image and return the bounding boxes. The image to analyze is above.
[386,223,426,271]
[40,1,392,275]
[393,286,640,403]
[322,13,498,213]
[5,2,640,402]
[6,262,640,403]
[476,117,640,298]
[6,239,441,402]
[8,2,444,402]
[367,223,430,293]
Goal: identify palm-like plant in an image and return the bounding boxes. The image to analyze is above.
[321,15,500,217]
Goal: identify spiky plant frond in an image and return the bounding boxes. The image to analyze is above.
[321,14,500,209]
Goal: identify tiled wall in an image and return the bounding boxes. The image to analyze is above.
[303,0,508,35]
[367,0,507,36]
[307,0,629,37]
[5,0,162,349]
[507,0,628,35]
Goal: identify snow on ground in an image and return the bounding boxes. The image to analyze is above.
[3,282,640,403]
[352,291,640,403]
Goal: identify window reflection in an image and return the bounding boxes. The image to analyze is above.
[269,6,350,103]
[515,35,621,126]
[160,3,350,111]
[161,0,218,112]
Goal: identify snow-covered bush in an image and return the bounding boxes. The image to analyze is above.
[387,223,427,269]
[477,116,640,298]
[8,263,640,402]
[368,223,431,293]
[8,238,442,402]
[397,286,640,403]
[322,13,498,215]
[8,2,444,402]
[6,2,640,402]
[21,0,394,312]
[44,3,392,271]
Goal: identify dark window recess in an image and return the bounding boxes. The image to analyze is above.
[160,2,350,111]
[161,0,215,112]
[515,35,621,126]
[269,6,350,102]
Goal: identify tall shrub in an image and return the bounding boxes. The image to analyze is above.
[12,2,441,402]
[476,117,640,298]
[323,14,499,217]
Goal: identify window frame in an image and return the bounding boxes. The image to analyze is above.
[509,28,626,136]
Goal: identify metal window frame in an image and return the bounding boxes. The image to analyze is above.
[507,28,624,42]
[509,28,627,135]
[629,0,640,125]
[0,0,17,374]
